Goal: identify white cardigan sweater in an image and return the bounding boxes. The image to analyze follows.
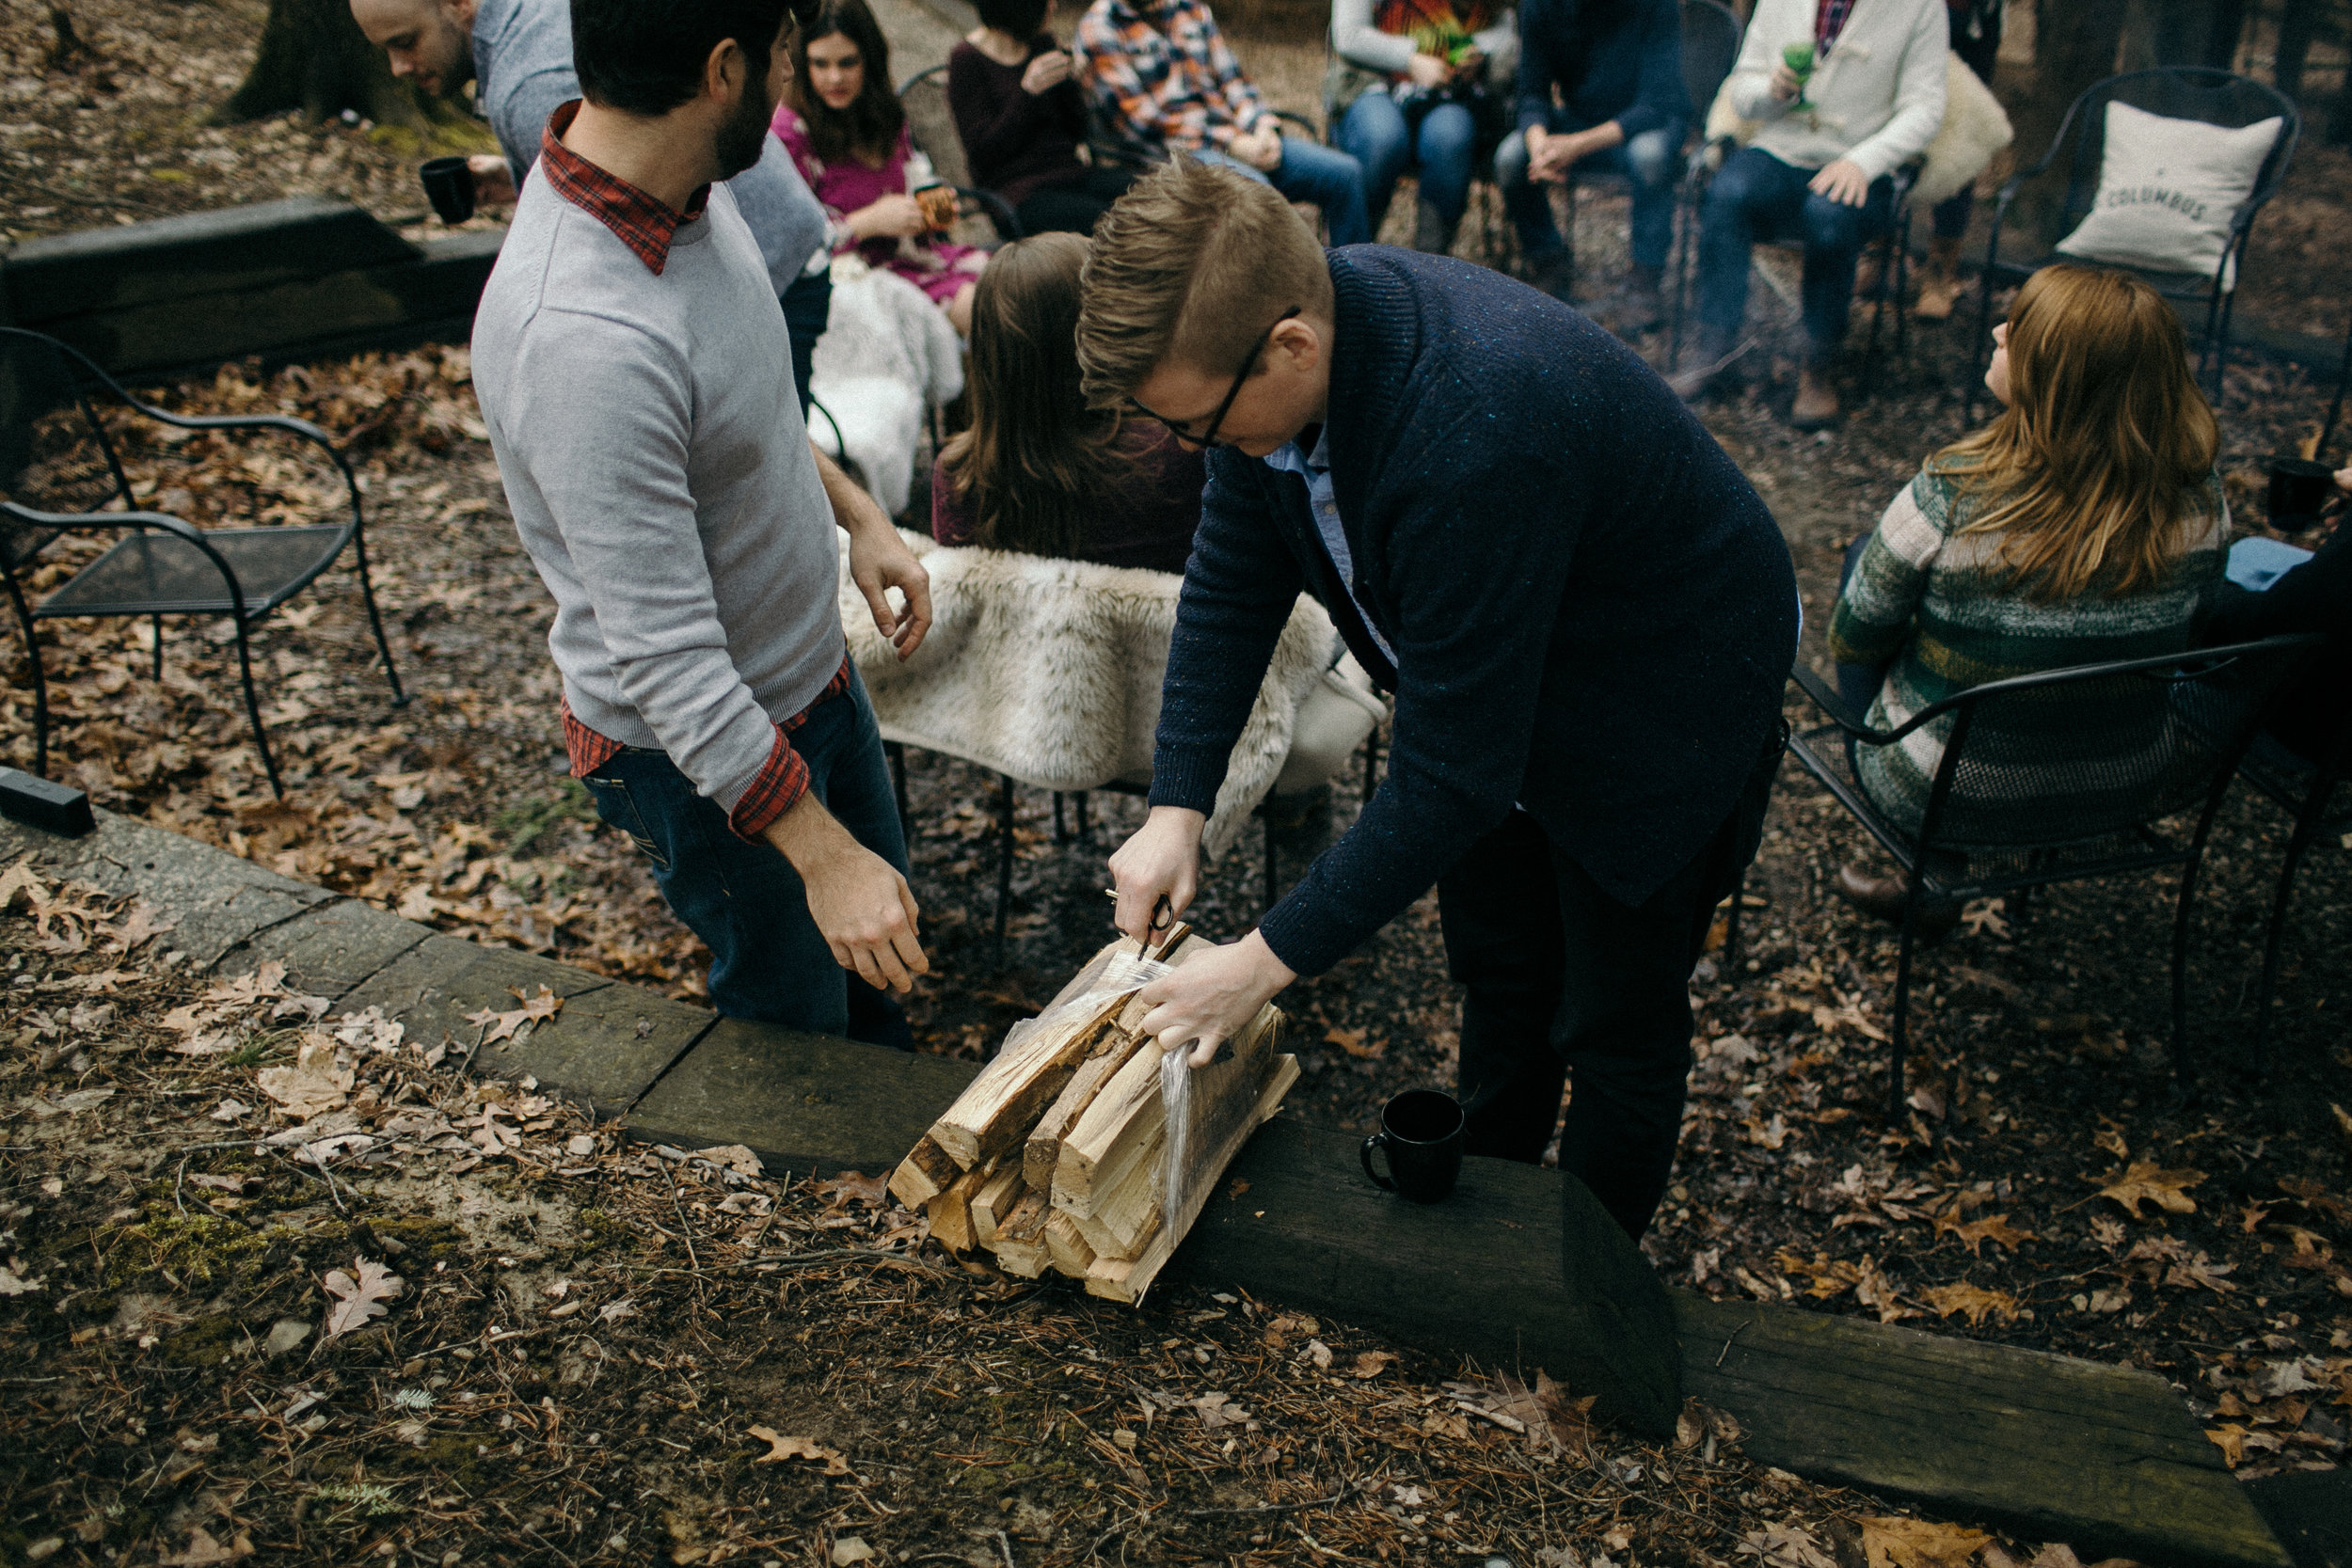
[1726,0,1947,183]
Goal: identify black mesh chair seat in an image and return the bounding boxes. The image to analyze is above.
[34,523,348,619]
[1971,68,2299,403]
[2,325,405,796]
[1781,633,2326,1112]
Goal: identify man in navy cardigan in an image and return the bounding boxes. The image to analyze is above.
[1080,159,1796,1241]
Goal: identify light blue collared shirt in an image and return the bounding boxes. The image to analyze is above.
[1264,429,1398,668]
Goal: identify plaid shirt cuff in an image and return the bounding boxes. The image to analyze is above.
[725,726,812,843]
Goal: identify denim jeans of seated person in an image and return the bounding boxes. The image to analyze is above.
[581,665,915,1050]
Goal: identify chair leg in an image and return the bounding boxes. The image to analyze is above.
[2250,781,2329,1075]
[1886,885,1922,1120]
[229,616,283,799]
[1053,791,1067,845]
[149,612,164,681]
[2169,785,2232,1087]
[6,573,50,780]
[994,772,1015,969]
[350,526,408,707]
[1074,790,1089,842]
[1362,731,1381,804]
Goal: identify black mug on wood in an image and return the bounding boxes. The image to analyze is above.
[2267,456,2337,530]
[420,156,477,225]
[1359,1088,1465,1204]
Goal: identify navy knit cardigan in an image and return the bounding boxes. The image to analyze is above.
[1148,247,1798,978]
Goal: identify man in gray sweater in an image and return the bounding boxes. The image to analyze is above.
[353,0,835,413]
[469,0,934,1044]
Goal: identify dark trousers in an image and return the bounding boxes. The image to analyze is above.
[580,664,914,1050]
[1438,734,1780,1238]
[1697,146,1896,364]
[1014,166,1139,235]
[781,269,834,420]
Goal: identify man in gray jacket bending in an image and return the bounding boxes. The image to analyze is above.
[354,0,834,412]
[469,0,934,1045]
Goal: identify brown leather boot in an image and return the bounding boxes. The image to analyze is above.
[1913,236,1963,321]
[1834,863,1962,941]
[1791,365,1841,430]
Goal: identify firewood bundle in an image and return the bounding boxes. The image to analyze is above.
[888,929,1298,1303]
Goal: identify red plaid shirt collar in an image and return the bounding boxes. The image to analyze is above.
[538,100,711,275]
[1816,0,1857,54]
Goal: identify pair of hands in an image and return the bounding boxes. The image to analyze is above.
[1021,48,1074,95]
[1763,60,1872,205]
[1403,47,1482,92]
[849,193,932,242]
[1227,123,1285,172]
[1525,122,1614,184]
[762,459,934,995]
[1108,808,1298,1069]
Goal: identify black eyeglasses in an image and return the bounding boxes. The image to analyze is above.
[1128,306,1302,451]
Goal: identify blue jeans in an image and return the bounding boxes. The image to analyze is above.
[1200,135,1372,246]
[1696,145,1895,364]
[1334,91,1479,235]
[1495,119,1683,272]
[580,663,914,1049]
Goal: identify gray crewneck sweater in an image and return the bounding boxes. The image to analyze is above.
[470,168,842,820]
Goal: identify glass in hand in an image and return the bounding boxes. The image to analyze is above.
[1782,40,1815,112]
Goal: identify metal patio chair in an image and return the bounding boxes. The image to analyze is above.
[2236,710,2352,1070]
[1780,633,2325,1114]
[1,326,406,796]
[1968,68,2299,406]
[898,64,1038,243]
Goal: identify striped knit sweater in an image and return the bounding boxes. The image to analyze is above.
[1827,463,2229,833]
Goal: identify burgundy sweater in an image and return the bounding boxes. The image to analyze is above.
[946,36,1092,205]
[931,420,1205,576]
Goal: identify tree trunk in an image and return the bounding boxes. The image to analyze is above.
[2272,0,2323,101]
[224,0,420,125]
[2201,0,2251,70]
[1997,0,2131,236]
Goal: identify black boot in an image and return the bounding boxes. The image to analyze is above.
[1412,196,1457,256]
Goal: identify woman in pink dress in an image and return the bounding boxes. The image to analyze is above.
[778,0,990,334]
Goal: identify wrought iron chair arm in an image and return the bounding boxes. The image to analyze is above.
[1791,634,2330,748]
[955,184,1023,239]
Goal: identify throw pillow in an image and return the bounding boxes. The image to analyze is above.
[2054,100,2282,290]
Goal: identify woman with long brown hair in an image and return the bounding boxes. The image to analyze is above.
[930,232,1201,572]
[1827,262,2231,923]
[777,0,989,333]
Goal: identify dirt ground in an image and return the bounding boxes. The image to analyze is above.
[3,0,2350,1546]
[4,883,2029,1566]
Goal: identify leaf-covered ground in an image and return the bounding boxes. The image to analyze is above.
[3,877,2070,1568]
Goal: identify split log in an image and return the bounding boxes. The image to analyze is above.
[970,1164,1025,1244]
[928,990,1132,1170]
[1045,1212,1097,1278]
[991,1189,1053,1277]
[1053,1004,1278,1219]
[925,1160,995,1254]
[888,1133,961,1210]
[1086,1053,1300,1303]
[1024,1036,1146,1191]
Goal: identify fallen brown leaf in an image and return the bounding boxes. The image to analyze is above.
[1861,1516,1992,1568]
[747,1426,851,1474]
[321,1256,405,1340]
[464,985,564,1044]
[1916,1283,2020,1326]
[2096,1163,2203,1218]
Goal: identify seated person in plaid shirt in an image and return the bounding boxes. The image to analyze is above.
[470,0,936,1048]
[1075,0,1373,245]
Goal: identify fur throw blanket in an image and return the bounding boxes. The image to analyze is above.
[808,256,964,517]
[837,531,1337,861]
[1704,51,2012,208]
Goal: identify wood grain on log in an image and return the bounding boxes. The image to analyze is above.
[929,990,1132,1170]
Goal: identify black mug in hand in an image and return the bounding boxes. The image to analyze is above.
[2267,457,2337,529]
[1359,1088,1465,1204]
[420,156,477,225]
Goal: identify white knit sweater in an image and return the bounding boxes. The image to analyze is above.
[1726,0,1947,183]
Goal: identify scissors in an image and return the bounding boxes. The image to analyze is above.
[1103,888,1174,936]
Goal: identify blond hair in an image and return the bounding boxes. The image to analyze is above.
[1075,157,1334,410]
[1935,263,2219,602]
